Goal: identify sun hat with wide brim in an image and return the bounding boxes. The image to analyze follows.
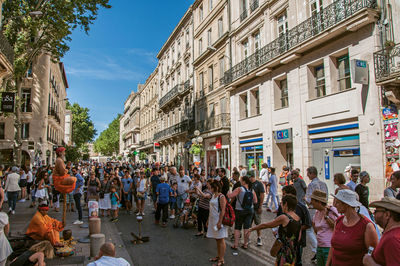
[370,197,400,214]
[331,189,362,208]
[310,190,328,204]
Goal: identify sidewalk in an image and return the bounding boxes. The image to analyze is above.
[6,197,133,266]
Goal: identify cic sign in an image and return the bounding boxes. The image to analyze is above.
[274,128,292,143]
[1,92,15,113]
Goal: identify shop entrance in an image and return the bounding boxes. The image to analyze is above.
[312,135,360,193]
[241,145,264,172]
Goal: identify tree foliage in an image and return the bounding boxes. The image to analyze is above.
[67,101,96,148]
[65,145,80,163]
[2,0,111,80]
[94,114,121,156]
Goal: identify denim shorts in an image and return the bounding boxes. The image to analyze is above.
[177,193,188,210]
[170,201,177,211]
[234,209,254,230]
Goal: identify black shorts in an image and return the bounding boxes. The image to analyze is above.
[234,209,254,230]
[19,179,27,188]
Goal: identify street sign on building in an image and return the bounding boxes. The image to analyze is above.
[215,137,222,149]
[154,142,160,152]
[274,128,292,143]
[1,92,15,113]
[351,59,369,84]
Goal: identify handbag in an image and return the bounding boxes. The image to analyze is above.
[270,238,282,257]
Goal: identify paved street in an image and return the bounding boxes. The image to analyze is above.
[107,201,313,266]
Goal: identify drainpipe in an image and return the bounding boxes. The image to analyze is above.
[228,0,233,69]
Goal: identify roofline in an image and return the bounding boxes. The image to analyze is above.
[59,62,69,89]
[156,5,193,59]
[124,91,136,105]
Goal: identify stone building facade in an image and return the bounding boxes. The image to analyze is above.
[154,7,195,167]
[0,54,68,166]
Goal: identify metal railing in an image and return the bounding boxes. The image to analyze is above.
[374,42,400,82]
[181,79,191,95]
[250,0,259,13]
[0,32,14,64]
[240,9,248,22]
[223,0,376,85]
[154,119,192,140]
[159,84,181,108]
[195,113,231,133]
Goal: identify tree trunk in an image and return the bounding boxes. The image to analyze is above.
[13,78,23,166]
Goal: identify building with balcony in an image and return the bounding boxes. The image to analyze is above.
[155,6,195,167]
[192,0,232,174]
[119,89,141,161]
[138,68,159,163]
[0,54,68,166]
[226,0,386,198]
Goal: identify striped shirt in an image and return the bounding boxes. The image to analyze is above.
[199,189,212,210]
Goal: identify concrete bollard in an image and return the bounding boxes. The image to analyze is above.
[89,218,101,235]
[90,233,105,257]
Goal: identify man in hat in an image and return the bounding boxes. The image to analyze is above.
[26,202,64,247]
[363,197,400,266]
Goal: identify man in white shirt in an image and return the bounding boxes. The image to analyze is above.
[87,242,130,266]
[176,168,191,211]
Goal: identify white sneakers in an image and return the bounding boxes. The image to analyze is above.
[11,211,15,215]
[18,199,26,203]
[73,220,83,225]
[169,215,175,219]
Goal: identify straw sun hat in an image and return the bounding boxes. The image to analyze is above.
[310,190,328,204]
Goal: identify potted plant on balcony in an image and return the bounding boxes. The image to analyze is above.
[385,40,396,54]
[139,152,148,161]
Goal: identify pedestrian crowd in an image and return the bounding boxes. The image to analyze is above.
[1,156,400,266]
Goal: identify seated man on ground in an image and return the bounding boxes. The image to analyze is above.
[26,202,64,247]
[87,242,130,266]
[10,240,54,266]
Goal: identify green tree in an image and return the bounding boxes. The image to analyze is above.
[2,0,111,165]
[65,145,80,163]
[67,102,97,148]
[94,114,121,156]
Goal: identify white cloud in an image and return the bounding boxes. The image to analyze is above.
[64,51,148,81]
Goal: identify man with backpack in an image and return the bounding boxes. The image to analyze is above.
[249,172,265,246]
[227,175,257,250]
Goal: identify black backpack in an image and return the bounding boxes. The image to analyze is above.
[239,186,253,210]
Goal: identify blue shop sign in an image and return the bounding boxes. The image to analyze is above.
[274,128,292,143]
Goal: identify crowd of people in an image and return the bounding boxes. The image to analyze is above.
[0,157,400,266]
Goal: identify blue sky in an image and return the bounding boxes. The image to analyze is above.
[63,0,193,136]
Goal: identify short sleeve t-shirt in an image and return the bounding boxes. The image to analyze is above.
[313,206,339,247]
[150,175,161,193]
[121,178,133,192]
[251,180,265,209]
[177,175,191,195]
[372,227,400,266]
[156,183,172,204]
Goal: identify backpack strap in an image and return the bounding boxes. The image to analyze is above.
[282,213,294,222]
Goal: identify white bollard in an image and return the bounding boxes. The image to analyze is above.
[90,233,105,257]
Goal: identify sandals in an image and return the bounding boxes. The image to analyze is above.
[230,246,238,250]
[209,257,219,262]
[241,244,248,249]
[213,260,225,266]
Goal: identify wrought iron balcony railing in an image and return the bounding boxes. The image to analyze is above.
[374,42,400,83]
[159,84,181,109]
[181,79,191,95]
[223,0,376,85]
[195,113,231,133]
[0,32,14,65]
[154,119,192,140]
[240,9,248,22]
[250,0,259,13]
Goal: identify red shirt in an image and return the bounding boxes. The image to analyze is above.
[331,215,371,266]
[372,226,400,266]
